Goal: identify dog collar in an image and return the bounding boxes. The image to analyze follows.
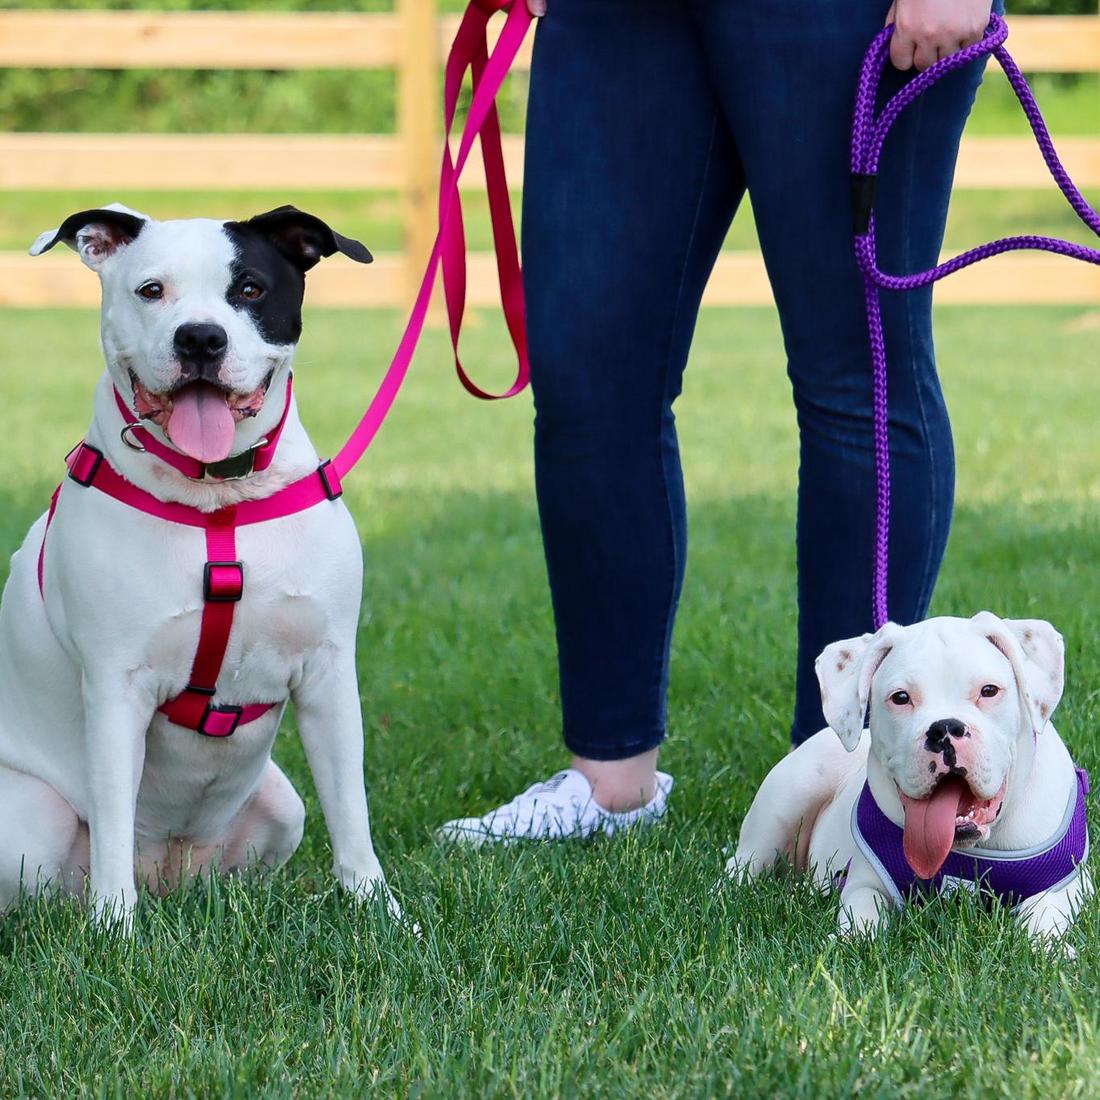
[852,767,1089,908]
[113,374,293,482]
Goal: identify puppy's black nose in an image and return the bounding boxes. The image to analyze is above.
[174,322,228,367]
[925,718,967,751]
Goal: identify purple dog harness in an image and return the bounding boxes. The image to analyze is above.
[852,769,1090,907]
[849,15,1097,898]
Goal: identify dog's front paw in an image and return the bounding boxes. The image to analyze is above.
[722,851,749,884]
[338,866,404,921]
[90,891,137,936]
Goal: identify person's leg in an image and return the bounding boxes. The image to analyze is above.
[523,0,742,809]
[696,0,992,744]
[444,1,740,833]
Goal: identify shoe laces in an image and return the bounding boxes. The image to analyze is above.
[510,771,587,812]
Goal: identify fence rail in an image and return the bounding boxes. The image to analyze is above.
[0,11,1096,72]
[0,7,1097,308]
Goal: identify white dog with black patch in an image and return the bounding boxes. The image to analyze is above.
[0,203,397,929]
[731,613,1091,944]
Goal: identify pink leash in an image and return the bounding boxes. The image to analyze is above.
[38,0,534,737]
[333,0,532,476]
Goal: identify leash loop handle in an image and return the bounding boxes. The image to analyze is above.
[852,13,1100,629]
[441,1,530,400]
[333,0,532,478]
[853,14,1100,289]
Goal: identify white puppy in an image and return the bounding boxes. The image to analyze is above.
[731,613,1091,943]
[0,203,396,928]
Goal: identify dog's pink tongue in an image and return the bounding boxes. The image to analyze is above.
[166,382,235,463]
[901,776,968,879]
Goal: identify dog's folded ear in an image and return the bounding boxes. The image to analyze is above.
[972,611,1064,736]
[29,203,148,271]
[235,206,373,272]
[816,623,903,752]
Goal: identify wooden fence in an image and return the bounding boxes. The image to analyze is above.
[0,5,1097,308]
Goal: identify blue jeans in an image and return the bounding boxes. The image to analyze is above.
[522,0,992,756]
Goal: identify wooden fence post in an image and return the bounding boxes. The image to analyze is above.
[397,0,439,313]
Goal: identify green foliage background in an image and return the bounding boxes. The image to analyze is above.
[0,0,1090,136]
[0,0,499,134]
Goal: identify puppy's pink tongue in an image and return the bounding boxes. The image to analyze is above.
[901,776,968,879]
[166,382,235,463]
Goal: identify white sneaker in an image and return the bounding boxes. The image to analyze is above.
[437,768,674,845]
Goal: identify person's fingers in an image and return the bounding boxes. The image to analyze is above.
[527,0,547,15]
[912,39,940,71]
[885,0,911,69]
[889,27,917,71]
[960,20,987,48]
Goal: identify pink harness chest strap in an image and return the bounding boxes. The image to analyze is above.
[157,515,277,737]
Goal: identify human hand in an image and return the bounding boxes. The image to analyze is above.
[885,0,992,72]
[527,0,546,15]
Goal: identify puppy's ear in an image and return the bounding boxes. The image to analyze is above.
[816,623,902,752]
[30,203,148,271]
[234,206,373,272]
[972,611,1064,736]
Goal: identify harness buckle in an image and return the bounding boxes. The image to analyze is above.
[204,561,244,602]
[197,703,243,738]
[317,459,343,501]
[67,444,104,487]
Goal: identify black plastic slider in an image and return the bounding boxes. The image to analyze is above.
[850,172,878,236]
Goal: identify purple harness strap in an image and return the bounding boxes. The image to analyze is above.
[853,768,1090,907]
[851,13,1100,630]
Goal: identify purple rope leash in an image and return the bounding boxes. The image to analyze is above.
[851,13,1100,629]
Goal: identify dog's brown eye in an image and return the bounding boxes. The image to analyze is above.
[980,684,1001,699]
[889,690,911,706]
[239,281,264,301]
[136,281,164,301]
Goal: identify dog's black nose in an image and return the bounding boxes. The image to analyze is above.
[925,718,968,751]
[174,322,228,366]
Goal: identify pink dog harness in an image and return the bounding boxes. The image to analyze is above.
[37,0,534,738]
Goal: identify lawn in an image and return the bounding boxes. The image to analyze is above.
[0,298,1098,1098]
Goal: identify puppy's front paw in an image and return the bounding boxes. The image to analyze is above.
[837,886,891,938]
[1027,927,1077,961]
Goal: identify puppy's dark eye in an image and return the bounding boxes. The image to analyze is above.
[980,684,1001,699]
[239,280,265,301]
[136,281,164,301]
[889,690,911,706]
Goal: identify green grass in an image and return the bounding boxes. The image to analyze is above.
[0,303,1099,1097]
